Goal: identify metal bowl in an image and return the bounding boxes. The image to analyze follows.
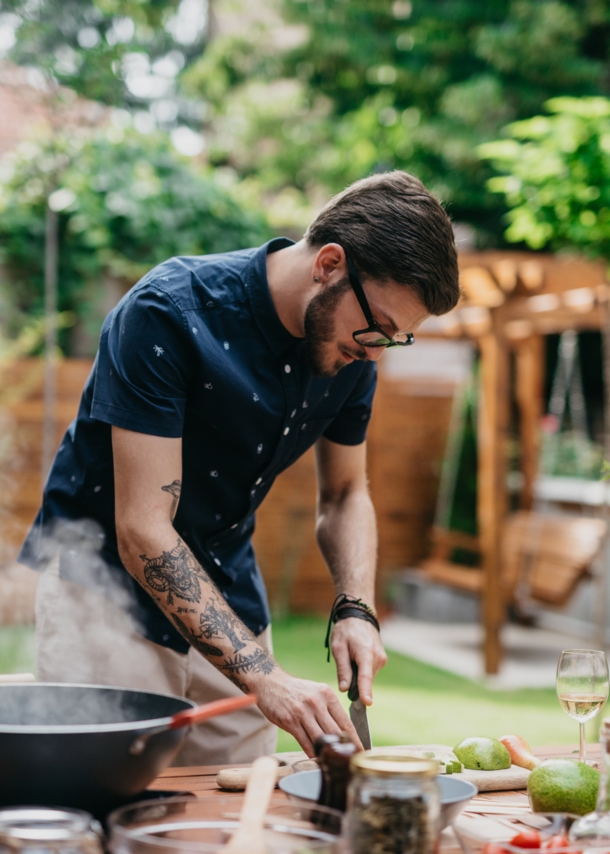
[279,769,477,828]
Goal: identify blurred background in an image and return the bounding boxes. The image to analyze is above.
[3,0,610,752]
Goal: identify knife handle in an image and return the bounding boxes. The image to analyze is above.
[348,660,359,702]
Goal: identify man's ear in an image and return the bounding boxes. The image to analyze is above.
[312,243,346,286]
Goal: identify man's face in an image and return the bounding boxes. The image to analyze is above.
[304,275,430,378]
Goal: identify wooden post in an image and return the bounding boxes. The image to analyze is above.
[478,331,509,675]
[515,336,544,511]
[594,302,610,650]
[41,203,58,487]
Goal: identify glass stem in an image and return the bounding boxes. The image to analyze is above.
[580,722,586,761]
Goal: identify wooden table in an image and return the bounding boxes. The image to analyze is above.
[146,745,601,851]
[149,763,265,799]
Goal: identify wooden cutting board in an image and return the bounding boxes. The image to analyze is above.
[366,744,531,792]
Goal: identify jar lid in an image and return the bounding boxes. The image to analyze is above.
[351,752,439,777]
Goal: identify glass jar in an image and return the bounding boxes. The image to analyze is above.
[570,716,610,842]
[0,807,104,854]
[344,754,441,854]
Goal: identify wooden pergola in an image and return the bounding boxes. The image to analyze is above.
[419,251,610,674]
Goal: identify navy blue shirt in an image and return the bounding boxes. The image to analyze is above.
[20,238,377,653]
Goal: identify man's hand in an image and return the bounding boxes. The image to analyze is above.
[330,618,387,705]
[253,668,363,757]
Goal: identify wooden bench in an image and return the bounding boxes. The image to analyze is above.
[420,511,607,607]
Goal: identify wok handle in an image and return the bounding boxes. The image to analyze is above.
[168,694,258,730]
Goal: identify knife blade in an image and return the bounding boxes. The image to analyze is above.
[348,661,372,750]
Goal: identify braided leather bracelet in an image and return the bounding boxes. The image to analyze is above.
[324,593,380,662]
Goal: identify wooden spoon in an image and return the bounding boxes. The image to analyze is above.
[223,755,279,854]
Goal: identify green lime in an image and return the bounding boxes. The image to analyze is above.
[528,759,599,815]
[453,737,511,771]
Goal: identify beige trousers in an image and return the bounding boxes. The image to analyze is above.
[35,557,277,766]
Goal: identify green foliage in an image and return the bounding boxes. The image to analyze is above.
[2,0,206,122]
[480,97,610,255]
[541,430,605,478]
[0,128,271,353]
[182,0,610,237]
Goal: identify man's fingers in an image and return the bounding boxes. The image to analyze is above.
[291,723,315,757]
[357,662,374,706]
[332,642,352,692]
[326,693,364,751]
[339,716,364,751]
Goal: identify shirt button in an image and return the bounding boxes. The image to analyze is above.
[284,427,290,436]
[231,523,238,529]
[284,364,291,373]
[301,423,307,430]
[256,477,262,484]
[162,634,169,642]
[214,557,221,566]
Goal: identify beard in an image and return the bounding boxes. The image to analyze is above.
[303,277,366,377]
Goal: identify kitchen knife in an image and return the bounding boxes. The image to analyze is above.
[348,661,372,750]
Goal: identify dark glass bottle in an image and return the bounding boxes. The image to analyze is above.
[314,733,341,809]
[317,739,358,812]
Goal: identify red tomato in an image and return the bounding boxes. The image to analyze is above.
[510,830,542,849]
[483,844,510,854]
[541,836,570,850]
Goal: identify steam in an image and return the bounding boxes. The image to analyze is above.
[36,516,141,617]
[18,516,176,726]
[0,683,188,728]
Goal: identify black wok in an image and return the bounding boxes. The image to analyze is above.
[0,683,256,817]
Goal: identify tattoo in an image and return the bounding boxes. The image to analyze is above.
[200,596,253,653]
[161,479,182,520]
[140,539,209,605]
[170,613,223,657]
[220,648,276,679]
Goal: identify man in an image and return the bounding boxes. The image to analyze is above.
[20,170,460,762]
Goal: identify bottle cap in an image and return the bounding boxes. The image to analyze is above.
[350,752,439,777]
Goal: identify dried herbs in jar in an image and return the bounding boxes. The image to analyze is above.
[345,754,440,854]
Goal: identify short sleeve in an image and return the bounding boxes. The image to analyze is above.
[323,362,377,446]
[90,285,191,438]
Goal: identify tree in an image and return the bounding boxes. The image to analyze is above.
[1,0,208,130]
[478,96,610,256]
[0,127,271,354]
[183,0,610,240]
[480,96,610,480]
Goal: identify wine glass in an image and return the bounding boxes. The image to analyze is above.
[556,649,609,762]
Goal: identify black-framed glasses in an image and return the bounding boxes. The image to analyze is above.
[345,254,415,348]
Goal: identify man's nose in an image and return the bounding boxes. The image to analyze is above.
[363,347,385,362]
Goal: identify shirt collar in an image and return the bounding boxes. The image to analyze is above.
[246,237,300,355]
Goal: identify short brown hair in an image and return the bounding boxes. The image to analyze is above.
[305,171,459,315]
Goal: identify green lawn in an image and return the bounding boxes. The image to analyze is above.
[0,625,36,676]
[0,619,595,756]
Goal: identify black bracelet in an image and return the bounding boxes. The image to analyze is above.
[324,593,381,662]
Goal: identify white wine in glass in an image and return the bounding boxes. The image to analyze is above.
[556,649,609,762]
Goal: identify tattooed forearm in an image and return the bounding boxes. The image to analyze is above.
[220,648,277,678]
[139,539,210,605]
[161,479,182,521]
[135,535,276,693]
[170,613,224,658]
[200,596,254,652]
